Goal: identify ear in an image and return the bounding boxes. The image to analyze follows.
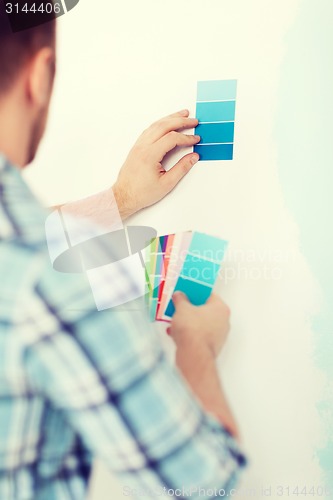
[26,47,55,108]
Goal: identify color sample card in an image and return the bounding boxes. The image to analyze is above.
[155,234,175,319]
[194,79,237,161]
[145,231,228,322]
[145,234,177,321]
[145,236,165,321]
[157,232,193,321]
[163,232,228,319]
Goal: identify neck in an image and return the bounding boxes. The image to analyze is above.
[0,92,30,168]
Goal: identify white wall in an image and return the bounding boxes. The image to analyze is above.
[24,0,326,497]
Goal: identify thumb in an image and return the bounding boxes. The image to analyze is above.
[172,291,190,309]
[164,153,199,189]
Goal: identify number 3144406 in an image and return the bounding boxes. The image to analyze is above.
[5,3,61,14]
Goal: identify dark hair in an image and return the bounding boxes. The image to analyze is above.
[0,0,57,93]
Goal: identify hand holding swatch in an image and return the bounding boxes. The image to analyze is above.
[145,232,228,322]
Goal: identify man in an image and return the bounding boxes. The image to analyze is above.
[0,2,246,499]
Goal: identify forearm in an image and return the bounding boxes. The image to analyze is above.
[51,187,127,227]
[176,343,239,438]
[112,182,137,220]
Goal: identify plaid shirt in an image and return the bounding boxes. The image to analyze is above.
[0,155,246,500]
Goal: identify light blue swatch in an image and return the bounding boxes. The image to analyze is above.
[164,233,228,318]
[197,79,238,102]
[189,233,229,260]
[152,274,160,299]
[194,144,234,161]
[196,122,234,144]
[196,100,236,123]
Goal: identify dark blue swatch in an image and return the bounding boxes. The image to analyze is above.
[196,122,234,144]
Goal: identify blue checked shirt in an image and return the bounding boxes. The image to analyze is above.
[0,155,246,500]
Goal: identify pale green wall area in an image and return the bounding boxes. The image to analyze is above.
[276,0,333,486]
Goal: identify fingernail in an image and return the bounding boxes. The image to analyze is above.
[191,154,199,165]
[194,135,201,141]
[180,109,189,116]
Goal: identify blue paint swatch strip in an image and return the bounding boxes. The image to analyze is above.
[195,79,237,161]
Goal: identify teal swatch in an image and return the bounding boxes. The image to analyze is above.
[196,122,234,144]
[194,144,233,161]
[165,277,212,317]
[181,255,221,286]
[196,101,236,123]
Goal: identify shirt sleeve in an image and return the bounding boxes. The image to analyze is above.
[22,256,246,499]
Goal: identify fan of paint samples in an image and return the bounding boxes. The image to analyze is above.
[145,232,228,322]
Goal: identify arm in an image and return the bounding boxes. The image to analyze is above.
[23,260,246,497]
[55,110,200,223]
[176,344,239,439]
[169,292,239,438]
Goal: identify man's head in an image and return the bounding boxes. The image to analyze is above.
[0,1,56,166]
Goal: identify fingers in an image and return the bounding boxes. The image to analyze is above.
[162,152,199,190]
[155,109,190,122]
[154,131,200,159]
[174,291,228,313]
[143,115,199,144]
[167,109,190,118]
[170,292,191,314]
